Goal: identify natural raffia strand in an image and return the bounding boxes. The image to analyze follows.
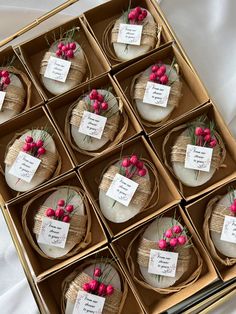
[61,259,128,314]
[126,226,203,294]
[22,186,92,260]
[203,195,236,266]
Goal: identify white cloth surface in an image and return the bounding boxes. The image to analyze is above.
[0,1,236,313]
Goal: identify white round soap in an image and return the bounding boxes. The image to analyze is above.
[5,129,56,192]
[41,41,85,95]
[113,9,156,61]
[65,263,121,314]
[139,217,188,289]
[0,74,24,124]
[210,190,236,258]
[71,89,119,151]
[135,64,179,123]
[36,187,84,258]
[99,160,150,223]
[172,129,216,187]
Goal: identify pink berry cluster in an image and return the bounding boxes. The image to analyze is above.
[45,199,74,223]
[121,155,147,179]
[56,41,76,59]
[0,70,11,90]
[195,127,217,148]
[89,89,108,114]
[128,6,147,23]
[22,136,46,157]
[149,63,168,85]
[83,267,114,297]
[158,225,187,251]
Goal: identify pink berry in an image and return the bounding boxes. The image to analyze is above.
[2,76,10,85]
[152,65,159,72]
[56,49,62,57]
[61,45,67,52]
[136,161,144,169]
[138,168,147,177]
[159,65,166,73]
[98,283,107,296]
[135,6,142,14]
[89,279,99,291]
[66,204,74,213]
[93,100,100,111]
[130,155,138,165]
[230,204,236,213]
[195,127,204,136]
[106,285,114,296]
[204,128,211,135]
[138,14,144,21]
[58,42,64,50]
[158,239,167,250]
[36,139,44,147]
[97,93,104,102]
[55,208,64,218]
[165,229,173,238]
[172,225,182,234]
[141,9,147,18]
[149,73,157,81]
[157,68,165,77]
[94,267,102,277]
[209,139,217,148]
[66,49,74,58]
[22,143,31,152]
[160,75,168,85]
[122,158,131,168]
[128,12,136,20]
[46,208,55,217]
[62,215,70,223]
[25,136,33,143]
[57,199,65,207]
[204,134,211,142]
[169,237,178,247]
[83,283,91,292]
[30,142,36,149]
[1,70,9,77]
[101,102,108,110]
[178,235,187,245]
[69,42,76,50]
[89,89,98,100]
[37,147,46,156]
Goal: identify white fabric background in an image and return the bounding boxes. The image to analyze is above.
[0,1,236,313]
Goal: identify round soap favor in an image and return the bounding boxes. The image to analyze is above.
[4,128,61,192]
[103,6,160,62]
[99,155,159,223]
[203,188,236,265]
[0,66,31,124]
[131,59,182,127]
[126,216,203,293]
[65,88,128,156]
[62,259,127,314]
[22,186,91,259]
[40,28,89,95]
[163,117,226,188]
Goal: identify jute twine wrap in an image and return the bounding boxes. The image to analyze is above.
[162,122,226,193]
[99,157,159,212]
[203,195,236,266]
[65,95,128,157]
[130,67,182,128]
[61,259,128,314]
[22,186,92,260]
[0,66,31,114]
[102,18,162,63]
[126,226,203,294]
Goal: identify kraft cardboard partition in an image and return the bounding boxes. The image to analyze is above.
[82,0,173,70]
[16,16,110,101]
[150,102,236,201]
[113,43,209,135]
[46,73,142,167]
[5,170,108,281]
[79,135,181,239]
[111,205,218,314]
[36,246,145,314]
[185,177,236,282]
[0,106,74,203]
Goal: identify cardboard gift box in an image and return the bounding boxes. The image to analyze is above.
[111,205,218,314]
[35,246,145,314]
[150,102,236,201]
[79,134,182,239]
[15,16,110,101]
[4,170,108,281]
[113,43,209,135]
[0,105,74,203]
[82,0,174,70]
[46,73,142,166]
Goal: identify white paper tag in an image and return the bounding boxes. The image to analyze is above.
[143,82,171,107]
[106,173,139,207]
[184,144,213,172]
[220,215,236,244]
[44,56,71,82]
[78,111,107,139]
[117,23,143,46]
[9,151,41,183]
[148,249,179,278]
[38,217,70,248]
[72,291,105,314]
[0,91,6,110]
